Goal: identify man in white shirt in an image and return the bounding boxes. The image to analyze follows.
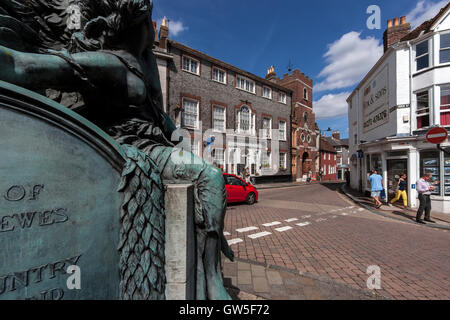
[416,173,436,224]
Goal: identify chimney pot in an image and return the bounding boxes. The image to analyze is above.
[394,17,399,26]
[400,16,406,25]
[387,19,393,28]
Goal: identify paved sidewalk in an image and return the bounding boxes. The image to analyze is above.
[341,185,450,230]
[255,181,341,190]
[223,257,387,300]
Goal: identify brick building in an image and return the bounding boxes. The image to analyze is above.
[323,131,350,181]
[154,21,293,183]
[267,68,319,181]
[319,137,338,181]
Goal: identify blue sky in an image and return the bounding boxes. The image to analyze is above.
[153,0,448,138]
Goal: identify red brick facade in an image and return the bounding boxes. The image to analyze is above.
[268,69,319,181]
[319,137,337,181]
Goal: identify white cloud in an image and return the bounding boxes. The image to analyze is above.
[157,17,188,37]
[314,92,352,120]
[406,0,448,29]
[315,31,383,92]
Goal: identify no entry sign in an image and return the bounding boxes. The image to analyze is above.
[426,127,448,144]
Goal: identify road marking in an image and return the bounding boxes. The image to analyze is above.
[236,226,258,233]
[275,226,293,232]
[223,232,231,236]
[348,206,355,209]
[358,208,364,212]
[285,218,299,222]
[296,222,311,227]
[341,213,348,216]
[248,232,272,239]
[262,221,282,227]
[332,216,338,219]
[227,238,243,245]
[302,215,311,219]
[316,218,327,222]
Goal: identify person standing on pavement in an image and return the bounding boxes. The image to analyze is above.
[369,170,384,209]
[390,173,408,208]
[319,168,323,182]
[416,173,436,224]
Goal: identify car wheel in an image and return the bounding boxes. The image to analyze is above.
[246,192,256,205]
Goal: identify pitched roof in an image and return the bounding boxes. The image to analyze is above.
[169,40,293,94]
[324,137,349,148]
[320,137,337,153]
[401,2,450,41]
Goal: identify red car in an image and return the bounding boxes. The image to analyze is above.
[223,173,258,205]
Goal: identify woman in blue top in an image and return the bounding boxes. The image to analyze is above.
[390,173,408,208]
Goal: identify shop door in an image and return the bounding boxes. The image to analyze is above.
[387,159,408,201]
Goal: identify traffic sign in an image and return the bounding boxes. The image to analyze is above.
[426,127,448,144]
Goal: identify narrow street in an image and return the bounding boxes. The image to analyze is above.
[223,183,450,300]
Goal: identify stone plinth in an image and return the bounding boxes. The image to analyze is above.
[164,184,196,300]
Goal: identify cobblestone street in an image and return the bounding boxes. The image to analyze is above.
[223,183,450,300]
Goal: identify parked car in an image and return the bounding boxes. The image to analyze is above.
[223,173,258,205]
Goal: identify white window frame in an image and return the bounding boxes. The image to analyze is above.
[262,151,272,169]
[213,148,225,168]
[279,153,287,170]
[279,121,287,141]
[182,98,199,129]
[236,106,256,135]
[303,88,308,100]
[236,75,256,94]
[212,67,227,84]
[263,86,272,99]
[182,55,200,75]
[441,85,450,126]
[262,117,272,139]
[307,135,311,143]
[301,133,305,142]
[212,105,226,132]
[416,89,431,129]
[415,39,430,72]
[278,92,287,104]
[440,32,450,64]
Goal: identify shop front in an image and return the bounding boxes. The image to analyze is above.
[359,136,450,213]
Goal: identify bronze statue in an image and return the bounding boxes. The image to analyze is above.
[0,0,234,300]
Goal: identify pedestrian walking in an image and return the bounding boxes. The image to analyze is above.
[416,173,437,224]
[390,173,408,208]
[319,168,323,182]
[243,167,251,184]
[368,169,384,209]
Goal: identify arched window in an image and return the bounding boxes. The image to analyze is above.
[303,88,308,100]
[236,106,255,135]
[303,112,308,123]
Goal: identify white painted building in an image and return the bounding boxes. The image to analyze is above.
[347,4,450,213]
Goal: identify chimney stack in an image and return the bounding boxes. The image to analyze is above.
[332,131,340,140]
[159,17,169,50]
[383,16,411,52]
[265,65,277,82]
